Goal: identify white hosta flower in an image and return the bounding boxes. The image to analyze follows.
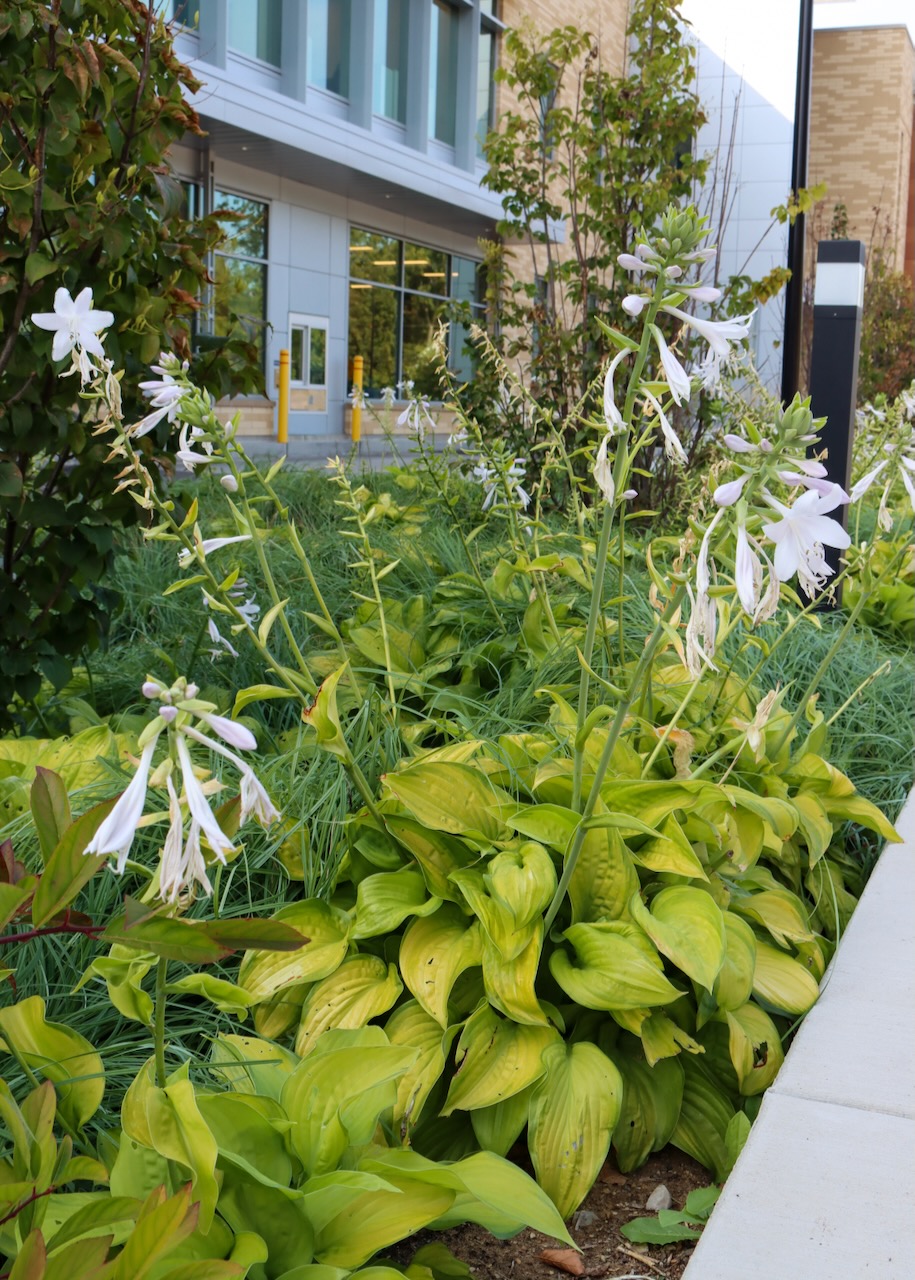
[737,689,780,761]
[685,510,723,677]
[593,433,615,504]
[176,423,215,472]
[240,769,281,827]
[722,433,755,454]
[220,474,239,493]
[160,777,213,903]
[603,349,628,433]
[207,617,239,660]
[622,294,647,317]
[618,252,659,274]
[761,486,850,598]
[397,394,435,441]
[178,534,251,569]
[661,305,754,358]
[681,284,722,303]
[714,473,751,507]
[735,523,762,616]
[650,325,692,405]
[31,287,114,381]
[176,735,235,862]
[85,737,160,872]
[380,386,397,410]
[642,387,687,464]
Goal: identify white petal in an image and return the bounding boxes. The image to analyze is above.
[200,713,257,752]
[85,739,158,870]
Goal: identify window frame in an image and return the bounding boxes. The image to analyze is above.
[288,312,329,389]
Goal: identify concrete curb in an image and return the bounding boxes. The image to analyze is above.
[683,788,915,1279]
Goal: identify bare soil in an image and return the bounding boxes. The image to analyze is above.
[390,1147,711,1279]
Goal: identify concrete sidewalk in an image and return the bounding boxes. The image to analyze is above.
[684,788,915,1279]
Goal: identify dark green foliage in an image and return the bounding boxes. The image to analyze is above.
[0,0,260,724]
[857,250,915,403]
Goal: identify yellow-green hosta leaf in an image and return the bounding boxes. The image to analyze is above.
[295,957,402,1057]
[208,1034,298,1100]
[385,1001,453,1129]
[282,1028,417,1175]
[307,1172,454,1269]
[598,779,721,827]
[670,1056,735,1181]
[302,665,352,761]
[819,793,900,842]
[720,786,799,839]
[721,1003,784,1095]
[425,1149,574,1244]
[717,806,764,874]
[383,815,475,902]
[528,1041,623,1218]
[805,859,858,938]
[638,1012,704,1067]
[609,1049,684,1172]
[196,1091,293,1188]
[485,842,557,928]
[382,762,509,842]
[0,996,104,1130]
[253,983,309,1040]
[143,1063,220,1232]
[482,924,549,1025]
[442,1005,558,1114]
[629,816,709,881]
[629,887,726,992]
[399,906,483,1027]
[568,826,640,924]
[733,888,815,949]
[752,940,820,1016]
[550,922,682,1011]
[792,791,833,863]
[714,913,757,1012]
[166,973,257,1017]
[238,900,352,1003]
[352,868,441,939]
[471,1083,535,1157]
[218,1168,315,1276]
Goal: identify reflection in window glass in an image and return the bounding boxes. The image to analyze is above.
[348,285,399,397]
[404,243,448,295]
[227,0,282,66]
[476,26,495,158]
[169,0,199,30]
[307,0,351,98]
[310,327,327,384]
[403,292,447,396]
[290,326,305,383]
[349,229,401,286]
[429,1,458,146]
[373,0,409,123]
[213,189,268,369]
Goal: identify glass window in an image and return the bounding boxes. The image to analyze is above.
[476,24,495,158]
[429,1,458,147]
[169,0,199,30]
[213,190,269,368]
[347,228,484,399]
[348,285,399,397]
[228,0,282,66]
[307,0,351,98]
[289,314,328,387]
[349,229,401,286]
[373,0,409,123]
[404,243,448,296]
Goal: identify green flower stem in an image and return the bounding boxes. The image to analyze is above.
[571,287,665,814]
[154,955,168,1088]
[640,671,704,778]
[546,582,687,933]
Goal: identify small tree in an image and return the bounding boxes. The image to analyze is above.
[473,0,707,467]
[0,0,260,724]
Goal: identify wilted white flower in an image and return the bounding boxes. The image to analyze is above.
[685,510,723,677]
[593,433,615,504]
[642,387,687,464]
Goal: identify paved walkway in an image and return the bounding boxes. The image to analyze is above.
[684,787,915,1278]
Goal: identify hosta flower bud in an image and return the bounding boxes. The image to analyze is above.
[220,474,239,493]
[713,473,751,506]
[142,680,163,699]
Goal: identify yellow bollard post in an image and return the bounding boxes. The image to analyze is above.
[351,354,363,444]
[277,348,290,445]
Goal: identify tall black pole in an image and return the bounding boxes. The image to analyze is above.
[781,0,814,406]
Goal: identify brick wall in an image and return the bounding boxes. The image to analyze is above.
[809,25,915,274]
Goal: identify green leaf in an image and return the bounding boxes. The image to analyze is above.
[258,598,289,646]
[383,762,509,842]
[442,1004,558,1114]
[31,796,115,926]
[385,1001,453,1130]
[29,767,71,865]
[550,921,682,1010]
[143,1064,220,1232]
[714,913,757,1012]
[232,684,296,716]
[752,940,820,1015]
[0,996,104,1130]
[104,913,230,965]
[295,956,403,1057]
[609,1048,684,1172]
[46,1196,141,1252]
[481,924,549,1026]
[428,1150,574,1244]
[353,868,441,939]
[620,1212,702,1245]
[302,666,352,761]
[670,1056,735,1181]
[721,1003,784,1095]
[25,251,58,283]
[528,1041,623,1217]
[628,887,727,992]
[399,905,483,1027]
[238,900,352,1003]
[382,816,475,902]
[166,973,257,1017]
[304,1173,454,1269]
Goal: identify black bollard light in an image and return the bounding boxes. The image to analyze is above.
[808,238,866,607]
